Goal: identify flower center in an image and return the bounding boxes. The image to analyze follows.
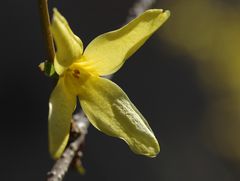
[69,60,98,78]
[73,69,80,79]
[62,61,98,96]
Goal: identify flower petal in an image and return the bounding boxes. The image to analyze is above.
[48,78,76,159]
[83,9,170,76]
[79,77,160,157]
[51,8,83,74]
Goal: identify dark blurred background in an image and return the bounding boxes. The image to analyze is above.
[1,0,240,180]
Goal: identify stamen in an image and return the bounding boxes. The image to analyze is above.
[73,69,80,78]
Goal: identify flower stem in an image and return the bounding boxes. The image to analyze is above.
[46,112,89,181]
[39,0,55,63]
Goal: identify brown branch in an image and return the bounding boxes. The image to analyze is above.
[44,0,156,180]
[47,112,89,181]
[39,0,55,63]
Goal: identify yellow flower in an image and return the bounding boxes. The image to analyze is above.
[48,8,170,159]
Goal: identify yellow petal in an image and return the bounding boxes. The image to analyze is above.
[83,9,170,76]
[79,77,160,157]
[51,8,83,74]
[48,77,76,159]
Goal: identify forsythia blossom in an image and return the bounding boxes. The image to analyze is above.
[48,8,170,159]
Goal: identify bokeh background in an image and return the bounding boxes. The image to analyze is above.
[1,0,240,180]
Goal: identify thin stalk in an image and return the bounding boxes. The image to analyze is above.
[39,0,55,63]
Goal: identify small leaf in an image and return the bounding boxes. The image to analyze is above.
[44,61,56,76]
[39,61,56,77]
[75,158,86,175]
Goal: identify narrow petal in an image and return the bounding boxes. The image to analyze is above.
[79,77,160,157]
[83,9,170,76]
[49,78,76,159]
[51,8,83,74]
